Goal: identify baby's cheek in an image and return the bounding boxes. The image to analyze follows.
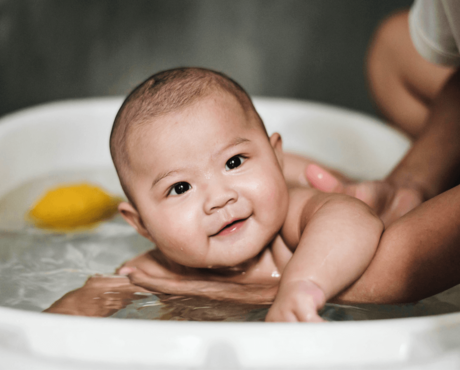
[254,173,289,220]
[257,173,286,200]
[152,208,203,256]
[159,210,196,240]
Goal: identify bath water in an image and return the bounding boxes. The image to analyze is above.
[1,169,460,321]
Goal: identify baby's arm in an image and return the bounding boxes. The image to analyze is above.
[265,189,383,322]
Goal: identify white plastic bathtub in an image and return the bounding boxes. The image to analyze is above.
[1,97,460,369]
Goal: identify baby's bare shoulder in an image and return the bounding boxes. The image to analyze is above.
[287,185,317,199]
[285,186,360,221]
[281,186,317,247]
[286,185,325,217]
[282,186,344,247]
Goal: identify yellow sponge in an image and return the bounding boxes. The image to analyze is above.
[28,183,120,230]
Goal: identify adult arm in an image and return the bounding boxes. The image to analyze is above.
[306,11,460,226]
[336,183,460,304]
[43,275,152,317]
[124,268,277,305]
[386,67,460,199]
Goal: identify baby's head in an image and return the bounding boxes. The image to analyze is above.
[110,68,288,269]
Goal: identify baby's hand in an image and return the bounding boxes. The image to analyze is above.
[265,280,326,322]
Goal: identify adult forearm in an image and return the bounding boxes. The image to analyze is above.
[336,184,460,304]
[387,68,460,199]
[127,267,277,305]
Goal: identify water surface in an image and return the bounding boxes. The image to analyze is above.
[1,170,459,321]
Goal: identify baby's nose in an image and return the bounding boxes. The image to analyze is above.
[203,182,238,214]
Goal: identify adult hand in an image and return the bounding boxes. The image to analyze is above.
[120,266,278,305]
[117,249,278,305]
[44,275,151,317]
[306,164,423,226]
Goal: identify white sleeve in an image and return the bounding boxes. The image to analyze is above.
[409,0,460,66]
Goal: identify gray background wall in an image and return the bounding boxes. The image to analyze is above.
[0,0,412,119]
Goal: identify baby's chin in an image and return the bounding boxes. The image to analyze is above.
[196,251,263,271]
[157,238,267,270]
[165,252,258,271]
[174,258,250,270]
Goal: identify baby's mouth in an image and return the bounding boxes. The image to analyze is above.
[212,217,249,237]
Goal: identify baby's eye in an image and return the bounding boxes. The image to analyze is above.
[225,155,245,171]
[169,182,191,196]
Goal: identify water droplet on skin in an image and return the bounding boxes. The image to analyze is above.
[271,271,280,278]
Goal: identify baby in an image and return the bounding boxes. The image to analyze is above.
[111,67,383,322]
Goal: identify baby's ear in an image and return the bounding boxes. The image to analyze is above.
[118,201,154,242]
[269,132,284,169]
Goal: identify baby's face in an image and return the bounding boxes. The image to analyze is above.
[122,92,289,268]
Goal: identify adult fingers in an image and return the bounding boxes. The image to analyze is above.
[306,164,346,193]
[126,268,189,295]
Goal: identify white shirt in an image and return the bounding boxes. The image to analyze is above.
[409,0,460,66]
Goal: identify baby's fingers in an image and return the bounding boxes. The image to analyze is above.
[265,307,298,322]
[294,306,324,322]
[266,292,325,323]
[266,305,324,323]
[291,294,325,322]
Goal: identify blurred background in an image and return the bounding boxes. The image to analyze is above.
[0,0,412,119]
